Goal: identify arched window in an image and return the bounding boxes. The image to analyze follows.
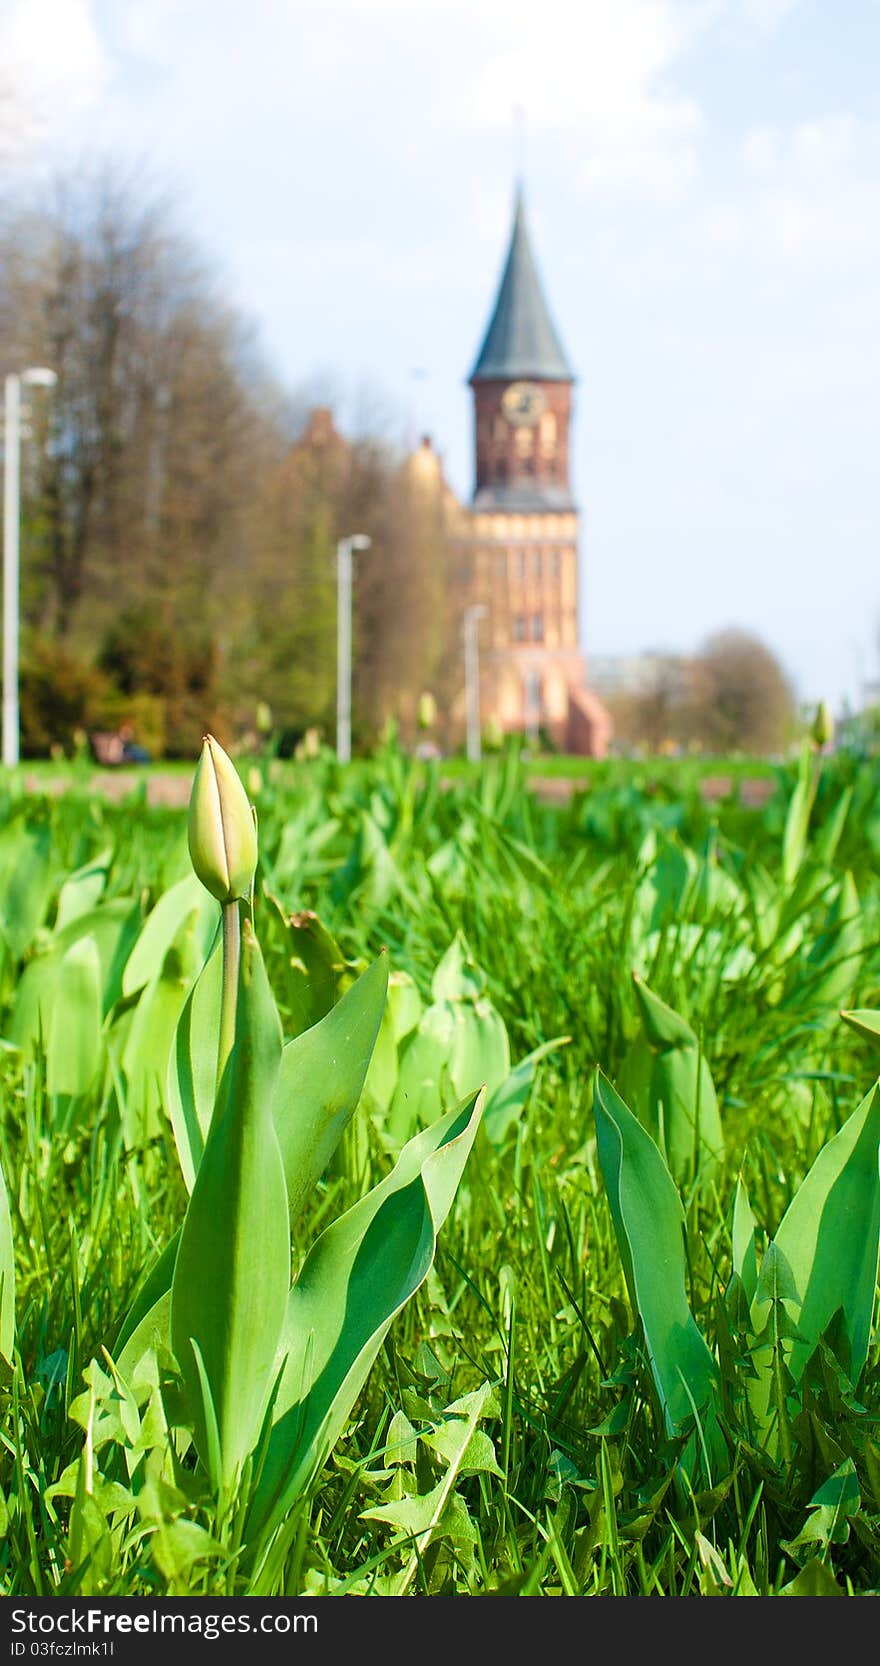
[540,412,557,456]
[524,669,542,737]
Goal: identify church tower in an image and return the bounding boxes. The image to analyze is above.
[461,187,609,754]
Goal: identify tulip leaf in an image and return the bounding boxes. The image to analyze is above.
[122,875,217,998]
[167,935,223,1192]
[274,952,388,1227]
[273,905,354,1037]
[55,851,111,931]
[171,921,290,1489]
[362,971,422,1113]
[593,1070,722,1479]
[781,741,817,889]
[116,1289,172,1391]
[0,818,52,958]
[752,1081,880,1388]
[631,976,725,1181]
[115,1230,180,1358]
[0,1153,15,1363]
[10,899,140,1061]
[47,936,103,1097]
[802,872,862,1013]
[121,913,217,1148]
[389,996,509,1144]
[482,1036,569,1148]
[840,1007,880,1048]
[246,1088,483,1545]
[731,1175,758,1305]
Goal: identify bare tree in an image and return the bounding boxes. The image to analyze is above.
[690,629,795,755]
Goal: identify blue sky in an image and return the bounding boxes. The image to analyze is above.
[3,0,879,713]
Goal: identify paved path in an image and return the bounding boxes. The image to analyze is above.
[24,770,194,807]
[22,769,776,811]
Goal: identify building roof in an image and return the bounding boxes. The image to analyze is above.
[471,482,576,513]
[469,187,574,384]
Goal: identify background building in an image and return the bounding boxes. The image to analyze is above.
[450,188,611,756]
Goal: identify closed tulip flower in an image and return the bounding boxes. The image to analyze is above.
[189,735,258,904]
[811,700,834,751]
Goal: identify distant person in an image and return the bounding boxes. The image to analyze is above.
[119,723,151,764]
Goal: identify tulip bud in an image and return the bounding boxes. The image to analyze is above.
[811,700,834,750]
[255,700,273,735]
[483,715,504,753]
[188,735,258,903]
[418,691,437,732]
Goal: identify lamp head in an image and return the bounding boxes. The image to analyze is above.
[22,367,57,389]
[350,534,371,552]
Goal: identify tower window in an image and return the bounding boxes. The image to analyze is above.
[540,412,557,456]
[515,550,525,581]
[533,550,542,577]
[514,614,526,641]
[524,669,542,732]
[550,550,561,578]
[532,614,544,642]
[493,414,507,443]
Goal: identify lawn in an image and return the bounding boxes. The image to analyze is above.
[1,736,878,1596]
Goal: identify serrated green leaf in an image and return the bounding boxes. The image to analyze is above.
[781,1558,844,1596]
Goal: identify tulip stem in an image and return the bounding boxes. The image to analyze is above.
[217,899,242,1093]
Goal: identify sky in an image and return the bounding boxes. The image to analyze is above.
[2,0,879,714]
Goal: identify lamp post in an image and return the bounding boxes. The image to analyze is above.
[464,603,487,765]
[336,532,371,764]
[3,367,57,768]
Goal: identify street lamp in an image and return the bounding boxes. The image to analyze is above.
[3,366,57,768]
[336,532,371,765]
[464,603,487,765]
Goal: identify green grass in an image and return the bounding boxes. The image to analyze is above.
[1,742,879,1597]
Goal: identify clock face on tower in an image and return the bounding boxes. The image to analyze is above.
[501,381,546,426]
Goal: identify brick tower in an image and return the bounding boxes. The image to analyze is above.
[460,187,610,755]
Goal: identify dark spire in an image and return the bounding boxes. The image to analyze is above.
[469,186,573,383]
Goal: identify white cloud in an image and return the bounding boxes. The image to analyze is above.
[6,0,715,202]
[740,125,779,172]
[792,114,858,168]
[456,0,711,198]
[741,0,801,30]
[2,0,107,116]
[0,0,107,163]
[719,114,880,257]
